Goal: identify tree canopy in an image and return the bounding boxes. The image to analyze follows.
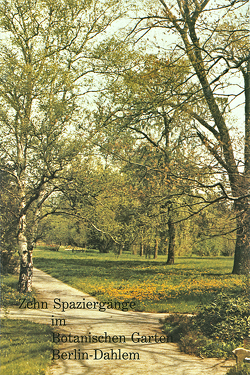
[0,0,249,292]
[91,0,249,274]
[0,0,123,290]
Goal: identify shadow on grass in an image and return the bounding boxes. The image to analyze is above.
[1,319,53,375]
[34,255,238,282]
[32,250,241,313]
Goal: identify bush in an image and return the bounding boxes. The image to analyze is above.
[0,249,19,274]
[197,339,240,358]
[179,331,207,355]
[162,293,250,358]
[161,314,194,341]
[195,293,250,342]
[226,364,250,375]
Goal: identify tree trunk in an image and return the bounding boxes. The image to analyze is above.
[17,201,34,292]
[118,244,123,256]
[17,194,45,292]
[166,216,175,265]
[154,238,158,259]
[145,245,151,259]
[232,201,250,275]
[17,230,33,293]
[140,242,144,256]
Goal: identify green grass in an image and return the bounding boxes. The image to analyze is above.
[33,247,247,313]
[1,274,36,308]
[0,319,53,375]
[1,274,54,375]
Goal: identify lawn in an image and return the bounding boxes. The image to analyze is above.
[0,319,53,375]
[1,275,55,375]
[33,247,247,313]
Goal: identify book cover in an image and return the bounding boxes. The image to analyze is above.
[1,0,249,374]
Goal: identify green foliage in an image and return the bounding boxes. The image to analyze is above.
[163,293,250,358]
[162,314,238,357]
[0,251,19,275]
[0,172,19,274]
[1,275,36,308]
[195,293,250,342]
[41,215,88,247]
[226,365,250,375]
[161,314,193,341]
[180,335,240,358]
[38,162,236,257]
[0,0,123,286]
[87,229,114,253]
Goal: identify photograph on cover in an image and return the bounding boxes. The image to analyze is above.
[1,0,249,374]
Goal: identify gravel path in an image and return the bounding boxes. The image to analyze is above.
[4,268,235,375]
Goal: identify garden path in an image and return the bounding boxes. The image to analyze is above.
[5,268,235,375]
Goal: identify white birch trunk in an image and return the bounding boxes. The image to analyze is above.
[17,211,33,293]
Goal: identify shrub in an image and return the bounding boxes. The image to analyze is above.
[226,364,250,375]
[195,293,250,342]
[161,314,194,341]
[198,339,240,358]
[162,293,250,358]
[0,249,19,274]
[179,332,207,355]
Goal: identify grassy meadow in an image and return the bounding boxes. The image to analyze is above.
[0,319,53,375]
[1,276,55,375]
[33,246,247,313]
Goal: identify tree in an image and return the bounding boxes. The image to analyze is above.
[0,0,122,291]
[93,50,218,264]
[58,158,140,254]
[40,214,88,248]
[128,0,250,274]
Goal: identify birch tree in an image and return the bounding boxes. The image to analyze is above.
[0,0,121,291]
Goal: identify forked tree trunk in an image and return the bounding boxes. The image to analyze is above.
[166,216,175,265]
